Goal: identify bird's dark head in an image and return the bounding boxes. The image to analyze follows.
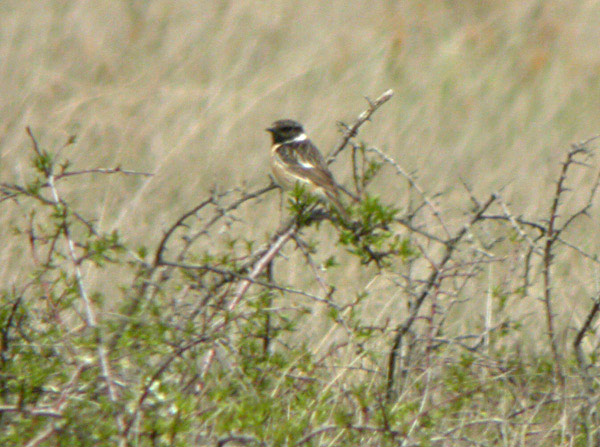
[266,119,305,144]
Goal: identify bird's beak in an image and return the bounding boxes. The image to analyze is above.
[265,127,274,133]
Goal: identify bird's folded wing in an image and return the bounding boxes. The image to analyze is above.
[273,145,336,189]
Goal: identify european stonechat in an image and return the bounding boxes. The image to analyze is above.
[267,119,349,220]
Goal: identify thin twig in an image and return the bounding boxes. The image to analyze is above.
[154,197,215,267]
[573,294,600,383]
[387,193,497,399]
[327,89,393,162]
[25,127,125,441]
[367,146,451,239]
[542,146,588,385]
[55,167,154,179]
[230,223,297,310]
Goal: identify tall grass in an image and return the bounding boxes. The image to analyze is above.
[1,1,600,445]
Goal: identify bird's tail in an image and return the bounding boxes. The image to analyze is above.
[325,189,350,222]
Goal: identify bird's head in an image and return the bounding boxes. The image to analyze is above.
[266,119,305,144]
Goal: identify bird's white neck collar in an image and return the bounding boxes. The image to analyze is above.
[288,133,307,143]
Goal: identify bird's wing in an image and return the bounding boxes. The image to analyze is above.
[274,141,337,189]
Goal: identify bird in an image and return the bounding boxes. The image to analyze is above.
[266,119,349,221]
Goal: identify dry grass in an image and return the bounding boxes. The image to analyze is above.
[4,4,600,444]
[2,0,600,345]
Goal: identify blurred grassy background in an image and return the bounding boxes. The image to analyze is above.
[2,0,600,324]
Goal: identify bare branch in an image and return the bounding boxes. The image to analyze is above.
[367,146,452,239]
[387,193,497,399]
[55,167,154,179]
[328,89,393,162]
